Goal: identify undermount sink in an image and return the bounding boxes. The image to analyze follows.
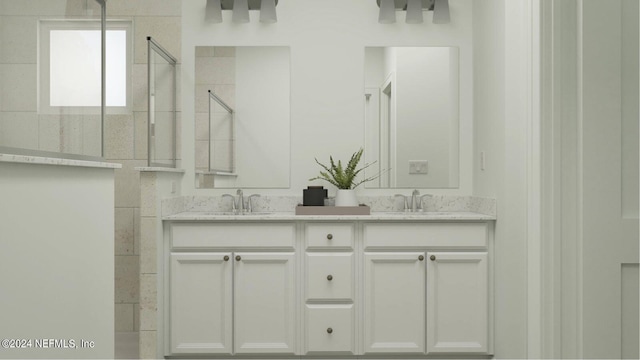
[375,211,454,216]
[201,211,273,216]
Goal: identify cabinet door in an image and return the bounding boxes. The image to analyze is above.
[364,252,426,354]
[234,252,296,354]
[426,252,488,355]
[169,253,232,354]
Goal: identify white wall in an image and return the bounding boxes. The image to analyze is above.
[473,0,528,358]
[0,162,115,359]
[181,0,474,196]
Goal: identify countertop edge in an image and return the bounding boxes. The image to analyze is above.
[0,153,122,169]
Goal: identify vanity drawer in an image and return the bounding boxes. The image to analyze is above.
[306,253,354,300]
[363,222,488,249]
[170,222,295,249]
[305,304,355,354]
[305,223,355,249]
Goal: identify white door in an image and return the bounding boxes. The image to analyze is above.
[169,253,232,354]
[233,252,296,354]
[580,1,639,358]
[426,252,488,355]
[364,252,426,354]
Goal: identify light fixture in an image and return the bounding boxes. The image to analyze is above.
[205,0,223,23]
[232,0,249,23]
[260,0,277,23]
[433,0,450,24]
[405,0,423,24]
[378,0,396,24]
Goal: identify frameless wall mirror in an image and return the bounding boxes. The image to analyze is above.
[364,47,460,188]
[194,46,290,189]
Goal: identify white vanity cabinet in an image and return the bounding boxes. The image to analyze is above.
[166,222,297,356]
[363,222,492,356]
[304,223,356,355]
[164,218,493,358]
[426,251,488,355]
[364,252,426,353]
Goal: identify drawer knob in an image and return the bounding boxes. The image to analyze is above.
[418,255,424,261]
[236,255,242,261]
[327,275,333,281]
[327,234,333,240]
[430,255,436,261]
[223,255,230,261]
[327,327,333,334]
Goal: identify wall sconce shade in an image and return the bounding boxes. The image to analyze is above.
[232,0,250,23]
[378,0,396,23]
[205,0,223,23]
[260,0,277,23]
[433,0,450,24]
[405,0,423,23]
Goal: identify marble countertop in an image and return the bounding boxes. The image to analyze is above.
[164,211,496,221]
[0,153,121,169]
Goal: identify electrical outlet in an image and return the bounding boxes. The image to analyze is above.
[409,160,429,174]
[480,152,486,171]
[171,181,177,194]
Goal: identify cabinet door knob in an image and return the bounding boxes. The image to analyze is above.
[235,255,242,261]
[418,255,424,261]
[430,255,436,261]
[327,234,333,240]
[327,327,333,334]
[327,275,333,281]
[223,255,230,261]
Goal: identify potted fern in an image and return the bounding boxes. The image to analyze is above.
[309,148,379,206]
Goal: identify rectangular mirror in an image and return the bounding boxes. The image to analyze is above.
[364,47,459,188]
[194,46,290,188]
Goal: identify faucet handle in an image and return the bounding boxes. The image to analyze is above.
[394,194,409,211]
[418,194,432,211]
[247,194,261,212]
[222,194,236,211]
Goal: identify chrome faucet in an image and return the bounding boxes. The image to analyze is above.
[411,189,420,212]
[236,189,244,213]
[222,193,236,212]
[247,194,260,213]
[395,190,432,212]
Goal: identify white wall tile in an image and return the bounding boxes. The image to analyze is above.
[37,115,60,152]
[114,160,146,208]
[0,16,37,64]
[196,46,215,58]
[134,208,141,255]
[115,208,135,255]
[115,303,134,332]
[115,255,139,303]
[106,0,181,17]
[105,115,134,160]
[139,172,157,217]
[139,330,156,359]
[59,116,83,155]
[139,217,156,274]
[0,112,38,149]
[139,274,157,331]
[132,64,148,112]
[0,64,37,112]
[134,111,149,160]
[195,112,209,141]
[195,56,235,85]
[214,46,235,57]
[82,115,101,157]
[0,0,87,16]
[134,17,181,64]
[195,140,209,170]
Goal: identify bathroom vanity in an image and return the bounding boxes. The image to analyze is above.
[161,210,494,358]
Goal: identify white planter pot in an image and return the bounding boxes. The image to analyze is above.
[335,189,358,207]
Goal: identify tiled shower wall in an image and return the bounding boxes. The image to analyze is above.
[0,0,181,355]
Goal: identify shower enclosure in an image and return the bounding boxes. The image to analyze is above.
[147,36,178,168]
[0,0,109,160]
